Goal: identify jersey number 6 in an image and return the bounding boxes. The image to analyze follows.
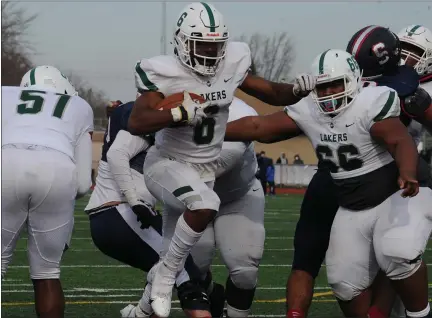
[193,118,215,145]
[316,144,363,173]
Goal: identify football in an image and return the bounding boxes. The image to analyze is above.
[153,92,206,110]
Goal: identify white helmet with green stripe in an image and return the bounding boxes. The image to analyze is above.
[310,49,363,114]
[173,2,229,77]
[20,65,78,96]
[397,25,432,76]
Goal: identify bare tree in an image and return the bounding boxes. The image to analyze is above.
[67,73,109,130]
[238,32,295,82]
[1,2,37,85]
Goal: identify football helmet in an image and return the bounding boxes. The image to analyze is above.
[21,65,78,96]
[397,25,432,76]
[173,2,229,77]
[310,49,363,114]
[346,25,401,79]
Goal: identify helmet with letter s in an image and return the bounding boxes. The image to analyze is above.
[346,25,401,79]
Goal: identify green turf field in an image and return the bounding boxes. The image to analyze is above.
[2,194,432,317]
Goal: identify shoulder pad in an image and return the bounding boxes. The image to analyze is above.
[134,56,179,94]
[361,87,400,130]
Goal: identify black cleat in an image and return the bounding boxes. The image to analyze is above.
[177,280,211,312]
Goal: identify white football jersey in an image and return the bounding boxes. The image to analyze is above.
[134,41,251,164]
[214,98,259,204]
[285,86,400,180]
[2,86,94,160]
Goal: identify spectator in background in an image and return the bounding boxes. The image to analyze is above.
[257,151,271,195]
[266,159,276,196]
[293,154,304,165]
[276,152,288,164]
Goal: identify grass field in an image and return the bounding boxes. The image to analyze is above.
[2,193,432,317]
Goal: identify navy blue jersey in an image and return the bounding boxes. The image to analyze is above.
[364,65,420,126]
[101,102,134,162]
[100,101,153,174]
[372,65,419,98]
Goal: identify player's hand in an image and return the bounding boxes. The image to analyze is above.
[402,87,431,117]
[131,200,162,229]
[398,175,419,198]
[293,73,316,97]
[172,91,210,126]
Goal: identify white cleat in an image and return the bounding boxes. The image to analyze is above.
[150,262,176,318]
[120,304,137,317]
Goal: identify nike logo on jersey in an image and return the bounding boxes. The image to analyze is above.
[346,123,354,127]
[252,188,260,192]
[224,77,233,83]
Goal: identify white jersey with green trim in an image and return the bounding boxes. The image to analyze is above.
[1,86,94,160]
[285,86,400,180]
[134,41,251,164]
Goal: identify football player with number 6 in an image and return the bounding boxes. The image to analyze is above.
[127,2,315,317]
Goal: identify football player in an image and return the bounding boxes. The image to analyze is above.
[224,49,432,318]
[284,26,432,318]
[1,66,94,318]
[127,2,315,317]
[399,25,432,86]
[152,97,265,318]
[85,101,221,318]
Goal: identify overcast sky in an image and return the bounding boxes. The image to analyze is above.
[22,0,432,101]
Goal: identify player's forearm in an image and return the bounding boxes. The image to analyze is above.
[128,109,174,135]
[388,136,418,179]
[107,131,149,205]
[240,75,300,106]
[268,82,301,106]
[225,117,271,142]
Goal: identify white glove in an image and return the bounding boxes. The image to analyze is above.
[171,91,210,126]
[293,73,316,97]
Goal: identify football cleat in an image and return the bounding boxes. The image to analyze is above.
[177,280,211,312]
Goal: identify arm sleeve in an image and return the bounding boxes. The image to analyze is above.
[106,130,151,206]
[74,132,93,199]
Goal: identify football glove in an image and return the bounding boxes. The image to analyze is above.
[293,73,316,97]
[402,87,432,118]
[171,91,211,126]
[131,200,162,230]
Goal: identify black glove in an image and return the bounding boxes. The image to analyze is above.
[403,87,432,117]
[132,200,161,230]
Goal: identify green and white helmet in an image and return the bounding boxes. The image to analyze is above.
[310,49,363,114]
[21,65,78,96]
[397,25,432,76]
[173,2,229,77]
